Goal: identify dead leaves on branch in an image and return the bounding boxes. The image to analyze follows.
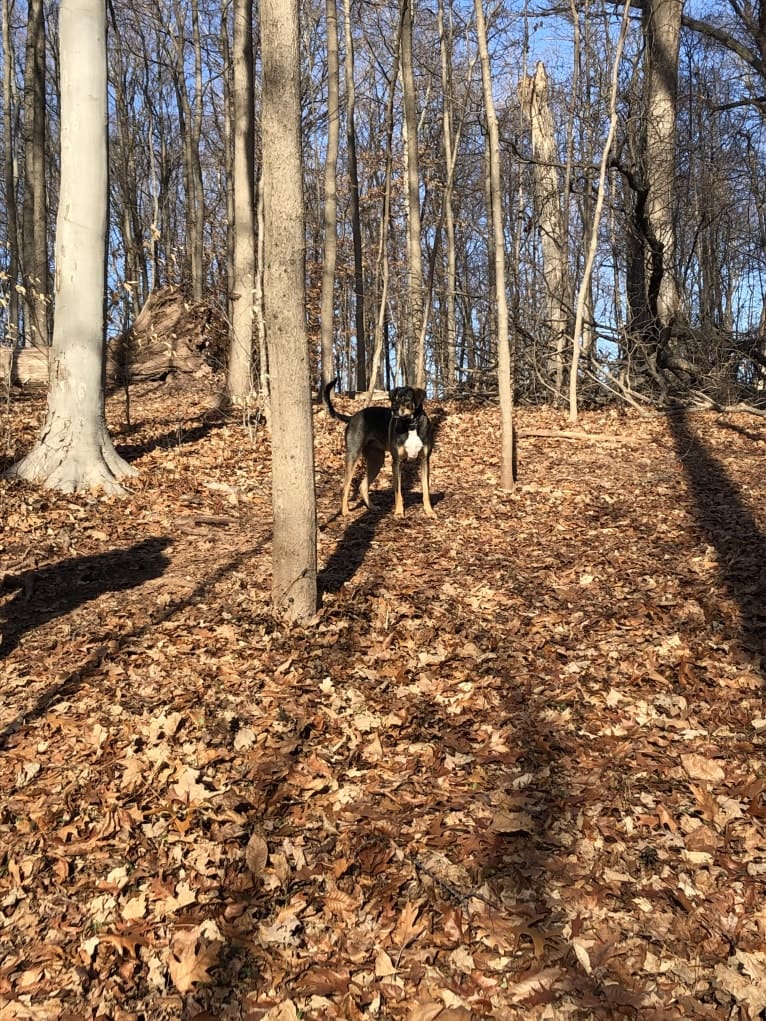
[1,385,766,1017]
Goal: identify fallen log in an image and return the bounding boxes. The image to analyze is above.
[107,285,222,385]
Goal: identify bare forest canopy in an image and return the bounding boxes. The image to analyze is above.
[2,0,766,408]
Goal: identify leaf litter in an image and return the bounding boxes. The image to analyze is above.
[1,382,765,1019]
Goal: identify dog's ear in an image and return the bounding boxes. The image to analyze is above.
[389,387,400,402]
[413,388,426,408]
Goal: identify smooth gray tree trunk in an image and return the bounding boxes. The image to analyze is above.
[225,0,256,406]
[7,0,135,493]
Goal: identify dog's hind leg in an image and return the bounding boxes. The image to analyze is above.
[341,450,360,516]
[359,446,385,510]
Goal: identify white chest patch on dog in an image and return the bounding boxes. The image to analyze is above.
[404,429,423,459]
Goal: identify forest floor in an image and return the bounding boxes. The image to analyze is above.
[1,379,766,1021]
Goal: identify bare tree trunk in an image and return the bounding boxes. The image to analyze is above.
[519,62,573,402]
[569,0,632,423]
[221,9,235,333]
[320,0,340,386]
[225,0,256,406]
[366,30,401,401]
[475,0,514,489]
[262,0,317,622]
[190,0,205,299]
[400,0,425,387]
[255,169,269,419]
[2,0,19,354]
[171,0,205,300]
[108,10,144,319]
[22,0,50,347]
[643,0,682,335]
[7,0,135,493]
[437,0,457,393]
[342,0,365,391]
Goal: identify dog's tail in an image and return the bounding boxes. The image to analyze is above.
[322,377,351,423]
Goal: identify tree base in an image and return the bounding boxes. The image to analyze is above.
[7,421,137,495]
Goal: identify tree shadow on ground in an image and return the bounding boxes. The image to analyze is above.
[318,478,443,597]
[716,419,766,446]
[668,409,766,666]
[0,537,171,662]
[190,656,609,1016]
[114,412,233,462]
[0,540,266,750]
[318,501,387,596]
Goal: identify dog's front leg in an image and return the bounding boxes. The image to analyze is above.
[420,454,436,518]
[392,458,405,517]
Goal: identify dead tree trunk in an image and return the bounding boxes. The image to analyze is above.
[520,62,573,402]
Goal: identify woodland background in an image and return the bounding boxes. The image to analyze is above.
[3,0,766,411]
[3,0,766,1017]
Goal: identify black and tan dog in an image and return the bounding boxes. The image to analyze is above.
[323,378,436,518]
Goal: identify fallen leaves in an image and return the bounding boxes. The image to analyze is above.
[1,387,766,1017]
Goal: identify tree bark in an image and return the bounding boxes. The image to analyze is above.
[7,0,135,494]
[225,0,256,406]
[21,0,50,347]
[220,9,235,334]
[343,0,366,391]
[569,0,632,423]
[171,0,205,300]
[475,0,514,489]
[400,0,425,388]
[366,27,401,401]
[2,0,19,353]
[108,9,145,320]
[643,0,682,334]
[255,168,270,419]
[262,0,317,622]
[320,0,340,386]
[519,62,573,402]
[437,0,457,393]
[190,0,205,300]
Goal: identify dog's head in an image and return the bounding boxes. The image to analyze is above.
[389,386,425,419]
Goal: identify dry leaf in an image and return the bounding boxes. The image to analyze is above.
[490,809,534,834]
[681,753,725,782]
[262,1003,299,1021]
[245,830,269,876]
[170,766,212,803]
[392,901,428,951]
[406,1002,443,1021]
[168,926,222,993]
[121,892,147,920]
[714,961,766,1013]
[166,880,197,914]
[259,908,303,946]
[375,948,397,978]
[571,937,592,974]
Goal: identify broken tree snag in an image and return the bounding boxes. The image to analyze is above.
[107,286,225,385]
